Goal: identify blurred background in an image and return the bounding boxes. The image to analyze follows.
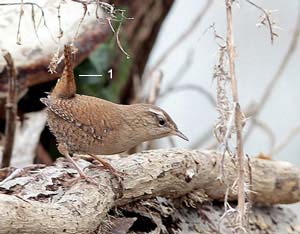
[0,0,299,209]
[148,0,300,165]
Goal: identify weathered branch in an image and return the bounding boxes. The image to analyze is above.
[225,0,246,229]
[1,51,17,168]
[0,149,299,233]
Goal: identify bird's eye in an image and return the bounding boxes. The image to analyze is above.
[158,117,166,126]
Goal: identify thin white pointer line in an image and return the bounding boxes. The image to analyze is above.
[78,74,103,77]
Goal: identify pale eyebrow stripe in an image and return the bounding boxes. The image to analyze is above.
[148,108,164,116]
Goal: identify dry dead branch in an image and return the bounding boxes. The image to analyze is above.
[1,51,17,168]
[225,0,247,229]
[0,149,299,233]
[245,0,278,43]
[243,9,300,143]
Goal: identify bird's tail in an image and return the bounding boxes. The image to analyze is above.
[51,45,76,99]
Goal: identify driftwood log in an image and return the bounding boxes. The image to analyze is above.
[0,149,299,233]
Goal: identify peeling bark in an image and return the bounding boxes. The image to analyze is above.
[0,149,299,233]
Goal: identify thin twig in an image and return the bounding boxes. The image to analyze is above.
[144,0,214,80]
[198,3,299,155]
[57,1,63,39]
[243,10,300,141]
[256,13,300,112]
[16,0,24,45]
[73,3,87,41]
[0,2,53,44]
[30,3,41,44]
[225,0,246,230]
[246,154,253,204]
[245,0,276,44]
[114,13,130,59]
[1,51,17,168]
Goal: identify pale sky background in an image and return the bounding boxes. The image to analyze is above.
[147,0,300,166]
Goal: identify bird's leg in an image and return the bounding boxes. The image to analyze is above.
[58,144,97,185]
[88,154,125,196]
[88,154,126,179]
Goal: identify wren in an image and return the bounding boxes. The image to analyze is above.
[41,45,188,181]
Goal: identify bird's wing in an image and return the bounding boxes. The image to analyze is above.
[40,96,121,141]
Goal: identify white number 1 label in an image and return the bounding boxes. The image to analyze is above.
[108,69,112,79]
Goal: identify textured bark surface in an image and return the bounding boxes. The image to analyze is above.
[113,198,300,234]
[0,149,299,233]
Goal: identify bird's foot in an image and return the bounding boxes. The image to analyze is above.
[79,173,98,185]
[64,173,99,186]
[88,163,126,180]
[88,154,127,179]
[58,144,99,186]
[87,154,126,196]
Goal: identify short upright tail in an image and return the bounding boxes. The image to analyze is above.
[51,45,76,99]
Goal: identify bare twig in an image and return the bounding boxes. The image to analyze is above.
[0,2,53,44]
[225,0,246,230]
[244,10,300,142]
[72,2,87,41]
[57,1,63,40]
[1,51,17,168]
[30,4,41,44]
[144,0,214,80]
[245,0,277,44]
[256,14,300,112]
[114,13,131,59]
[16,0,24,45]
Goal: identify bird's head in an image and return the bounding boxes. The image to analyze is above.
[126,104,189,142]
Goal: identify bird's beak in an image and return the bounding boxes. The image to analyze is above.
[173,129,189,141]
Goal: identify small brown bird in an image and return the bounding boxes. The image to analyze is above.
[41,45,188,181]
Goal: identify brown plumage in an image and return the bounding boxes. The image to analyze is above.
[41,45,188,181]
